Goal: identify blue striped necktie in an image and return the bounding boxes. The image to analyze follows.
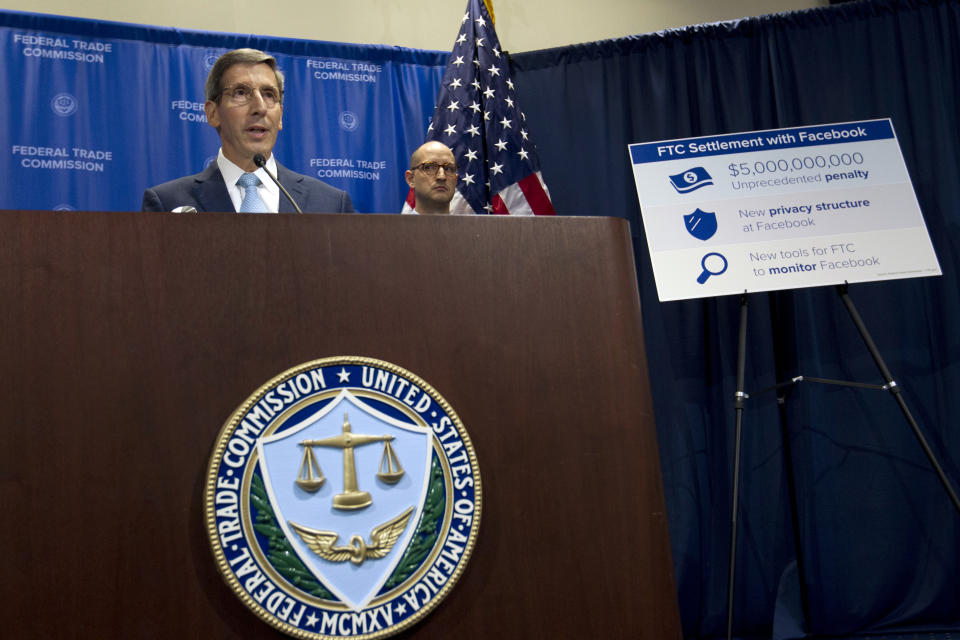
[237,172,269,213]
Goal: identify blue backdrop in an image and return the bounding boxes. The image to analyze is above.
[0,10,447,213]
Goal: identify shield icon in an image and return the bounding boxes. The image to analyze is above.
[257,388,433,611]
[683,208,718,241]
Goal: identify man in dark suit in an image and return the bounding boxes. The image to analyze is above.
[142,48,353,214]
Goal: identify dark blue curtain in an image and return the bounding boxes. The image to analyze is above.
[511,1,960,638]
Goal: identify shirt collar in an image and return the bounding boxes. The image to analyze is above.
[216,149,279,198]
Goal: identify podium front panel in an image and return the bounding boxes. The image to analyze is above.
[0,211,680,638]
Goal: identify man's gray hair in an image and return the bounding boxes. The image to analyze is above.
[205,48,285,102]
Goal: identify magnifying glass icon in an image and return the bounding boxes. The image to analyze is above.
[697,252,728,284]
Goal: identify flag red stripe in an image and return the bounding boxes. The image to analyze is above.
[517,173,555,215]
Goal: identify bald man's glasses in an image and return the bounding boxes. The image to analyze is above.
[412,161,458,176]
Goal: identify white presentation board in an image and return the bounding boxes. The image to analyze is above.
[628,119,941,301]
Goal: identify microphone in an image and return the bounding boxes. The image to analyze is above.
[253,153,303,214]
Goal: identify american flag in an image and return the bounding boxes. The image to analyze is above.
[403,0,555,215]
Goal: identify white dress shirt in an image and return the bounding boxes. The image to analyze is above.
[216,149,281,213]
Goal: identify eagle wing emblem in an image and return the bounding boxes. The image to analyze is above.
[365,506,415,559]
[287,524,355,563]
[289,506,415,566]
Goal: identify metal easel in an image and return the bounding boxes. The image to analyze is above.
[725,283,960,640]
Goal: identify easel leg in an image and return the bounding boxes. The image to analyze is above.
[775,387,812,631]
[727,292,749,640]
[836,283,960,516]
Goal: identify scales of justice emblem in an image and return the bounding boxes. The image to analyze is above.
[287,411,416,566]
[205,358,481,640]
[257,387,434,611]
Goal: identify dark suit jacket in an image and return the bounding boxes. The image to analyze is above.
[141,161,354,213]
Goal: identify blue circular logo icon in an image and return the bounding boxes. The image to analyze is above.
[203,49,224,70]
[51,93,78,117]
[339,111,359,132]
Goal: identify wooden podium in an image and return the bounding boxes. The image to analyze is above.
[0,210,681,638]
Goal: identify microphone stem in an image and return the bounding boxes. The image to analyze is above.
[253,154,303,214]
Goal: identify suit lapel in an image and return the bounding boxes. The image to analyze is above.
[276,163,305,213]
[192,163,235,213]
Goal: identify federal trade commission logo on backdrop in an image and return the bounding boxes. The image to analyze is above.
[204,357,481,639]
[50,93,78,117]
[339,111,359,132]
[203,48,227,70]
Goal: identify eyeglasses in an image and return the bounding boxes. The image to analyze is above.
[219,83,282,108]
[412,161,458,176]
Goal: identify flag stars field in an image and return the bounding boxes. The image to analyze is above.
[403,0,555,215]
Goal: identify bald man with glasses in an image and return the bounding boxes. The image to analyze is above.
[142,48,353,214]
[404,141,459,215]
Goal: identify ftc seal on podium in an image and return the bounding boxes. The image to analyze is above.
[204,357,482,638]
